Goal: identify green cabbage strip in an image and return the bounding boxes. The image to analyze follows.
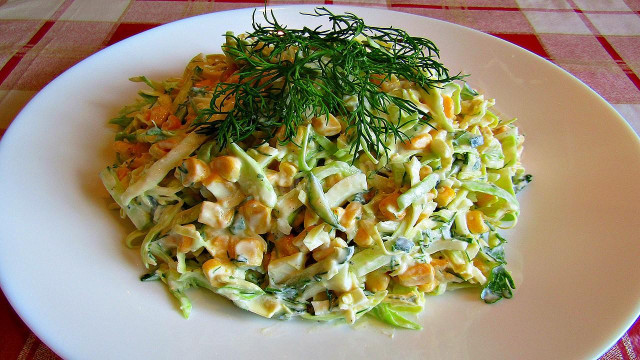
[462,180,518,208]
[229,143,277,208]
[368,303,422,330]
[100,167,151,230]
[121,132,207,206]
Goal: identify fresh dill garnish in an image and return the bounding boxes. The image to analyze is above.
[195,7,463,157]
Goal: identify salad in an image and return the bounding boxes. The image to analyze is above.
[101,8,530,329]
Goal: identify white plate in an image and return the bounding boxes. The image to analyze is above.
[1,5,639,360]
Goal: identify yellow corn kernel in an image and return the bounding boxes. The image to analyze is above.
[397,263,435,287]
[275,162,297,187]
[198,201,233,229]
[113,141,148,160]
[312,243,333,262]
[340,202,362,229]
[430,258,449,268]
[378,191,406,220]
[419,165,433,180]
[353,226,373,248]
[210,155,242,182]
[311,114,341,136]
[149,105,170,125]
[466,210,488,234]
[417,280,438,293]
[209,235,230,260]
[312,238,347,261]
[177,236,194,253]
[365,271,390,292]
[202,258,233,287]
[403,133,432,150]
[228,237,266,266]
[180,157,211,186]
[493,125,509,135]
[202,258,223,275]
[443,94,454,118]
[435,186,455,208]
[274,235,299,258]
[433,129,447,141]
[239,199,272,235]
[475,192,497,207]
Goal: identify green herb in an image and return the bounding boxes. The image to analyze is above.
[483,245,506,264]
[481,265,515,304]
[140,272,160,282]
[218,286,263,300]
[138,92,158,105]
[392,237,414,253]
[513,173,533,193]
[245,269,265,285]
[196,7,462,158]
[109,114,134,128]
[229,214,246,234]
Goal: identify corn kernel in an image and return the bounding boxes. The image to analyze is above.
[443,94,454,118]
[353,226,373,248]
[419,165,433,180]
[397,263,435,287]
[430,258,449,268]
[378,191,406,220]
[365,271,390,292]
[435,186,455,208]
[311,114,341,136]
[276,162,297,187]
[239,199,272,234]
[210,155,242,182]
[180,157,210,186]
[177,236,194,253]
[466,210,488,234]
[475,192,497,207]
[228,237,266,266]
[403,133,432,150]
[198,201,233,229]
[340,202,362,229]
[417,280,438,293]
[312,238,347,262]
[113,141,149,159]
[149,105,170,125]
[493,125,509,135]
[202,258,233,287]
[274,235,299,258]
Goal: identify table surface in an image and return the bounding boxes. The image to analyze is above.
[0,0,639,359]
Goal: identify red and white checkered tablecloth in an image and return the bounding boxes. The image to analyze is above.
[0,0,639,359]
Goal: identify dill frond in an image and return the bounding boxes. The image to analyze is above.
[195,7,463,158]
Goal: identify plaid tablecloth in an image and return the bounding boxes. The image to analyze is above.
[0,0,639,359]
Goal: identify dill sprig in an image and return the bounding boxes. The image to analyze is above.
[196,7,463,157]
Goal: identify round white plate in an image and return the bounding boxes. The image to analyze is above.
[1,6,639,360]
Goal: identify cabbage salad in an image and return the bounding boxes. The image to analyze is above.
[101,8,530,329]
